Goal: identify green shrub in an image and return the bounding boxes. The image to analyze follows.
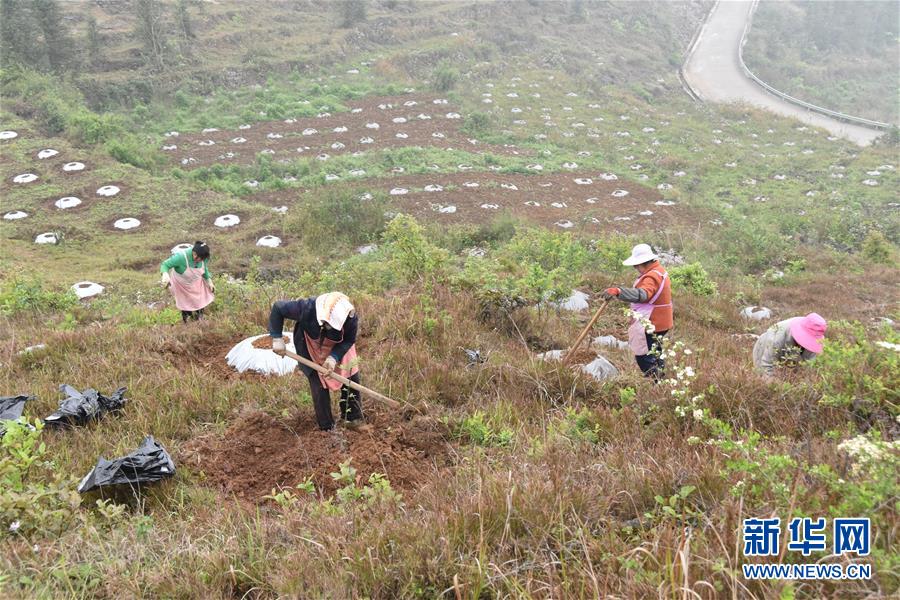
[814,321,899,419]
[66,110,123,144]
[106,135,166,170]
[1,420,80,538]
[286,188,387,252]
[861,230,895,264]
[455,411,513,447]
[0,279,78,315]
[382,214,449,280]
[432,63,459,93]
[462,112,491,135]
[669,262,718,296]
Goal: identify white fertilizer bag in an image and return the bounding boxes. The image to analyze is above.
[741,306,772,321]
[226,333,299,376]
[581,356,619,381]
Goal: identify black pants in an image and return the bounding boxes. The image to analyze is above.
[306,370,363,430]
[181,309,204,323]
[635,330,668,381]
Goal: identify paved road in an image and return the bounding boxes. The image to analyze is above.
[683,0,883,146]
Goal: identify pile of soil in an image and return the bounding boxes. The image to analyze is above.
[251,335,288,349]
[180,408,451,502]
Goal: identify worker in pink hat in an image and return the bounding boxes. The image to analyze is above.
[752,313,827,379]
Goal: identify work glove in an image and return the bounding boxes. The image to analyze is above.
[323,356,337,375]
[602,287,620,300]
[272,337,286,356]
[160,272,171,288]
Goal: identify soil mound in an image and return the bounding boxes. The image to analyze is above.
[181,408,450,502]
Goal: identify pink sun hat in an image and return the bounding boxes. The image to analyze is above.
[790,313,827,354]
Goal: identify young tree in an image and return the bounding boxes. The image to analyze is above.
[339,0,366,28]
[134,0,167,70]
[1,0,46,68]
[85,14,100,66]
[32,0,74,72]
[176,0,195,40]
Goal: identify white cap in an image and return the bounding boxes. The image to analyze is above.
[315,292,355,329]
[622,243,658,266]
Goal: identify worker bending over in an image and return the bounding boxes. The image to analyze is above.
[269,292,364,430]
[753,313,827,379]
[160,241,215,323]
[603,244,673,380]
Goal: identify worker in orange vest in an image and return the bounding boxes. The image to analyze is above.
[602,244,673,380]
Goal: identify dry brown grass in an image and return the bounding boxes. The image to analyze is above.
[1,264,896,598]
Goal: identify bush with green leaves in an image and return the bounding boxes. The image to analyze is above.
[455,411,514,447]
[287,188,388,252]
[0,279,78,315]
[432,63,458,92]
[668,262,718,296]
[861,230,896,264]
[105,136,166,170]
[381,214,449,280]
[454,228,601,313]
[330,460,401,506]
[1,420,80,538]
[813,321,899,419]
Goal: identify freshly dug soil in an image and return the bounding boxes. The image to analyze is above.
[180,408,451,502]
[251,336,288,349]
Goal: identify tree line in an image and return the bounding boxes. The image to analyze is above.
[0,0,197,73]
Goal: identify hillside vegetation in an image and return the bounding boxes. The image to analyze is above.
[1,0,898,598]
[743,0,900,125]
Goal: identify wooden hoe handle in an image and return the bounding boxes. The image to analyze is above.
[562,300,609,366]
[283,349,403,410]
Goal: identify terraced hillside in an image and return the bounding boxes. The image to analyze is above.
[1,1,898,598]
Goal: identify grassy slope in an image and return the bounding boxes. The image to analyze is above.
[1,1,899,598]
[743,0,900,125]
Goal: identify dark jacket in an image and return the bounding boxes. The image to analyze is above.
[268,298,358,375]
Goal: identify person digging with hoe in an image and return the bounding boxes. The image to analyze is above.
[602,243,673,380]
[753,313,827,380]
[269,292,365,431]
[160,241,215,323]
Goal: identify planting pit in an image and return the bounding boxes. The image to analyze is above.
[180,408,450,502]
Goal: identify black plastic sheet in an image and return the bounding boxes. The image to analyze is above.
[0,395,33,437]
[78,436,176,494]
[0,395,32,421]
[44,384,127,428]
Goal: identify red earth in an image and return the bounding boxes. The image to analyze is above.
[164,94,525,169]
[180,408,451,503]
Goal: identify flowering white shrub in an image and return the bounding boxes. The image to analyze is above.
[838,434,900,477]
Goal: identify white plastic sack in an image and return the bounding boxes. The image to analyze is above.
[555,290,590,312]
[741,306,772,321]
[581,356,619,381]
[226,333,299,376]
[536,349,565,362]
[593,335,629,351]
